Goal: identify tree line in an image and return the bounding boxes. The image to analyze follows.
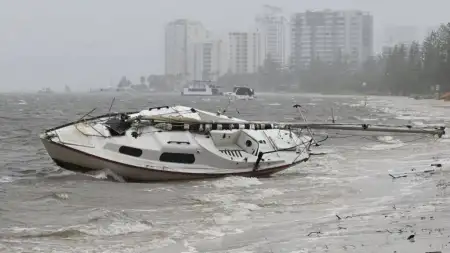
[356,22,450,96]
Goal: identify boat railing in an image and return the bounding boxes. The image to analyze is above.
[253,138,313,171]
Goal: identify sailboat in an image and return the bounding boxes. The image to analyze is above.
[39,104,445,182]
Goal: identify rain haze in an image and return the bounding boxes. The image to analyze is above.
[2,1,450,252]
[0,0,448,92]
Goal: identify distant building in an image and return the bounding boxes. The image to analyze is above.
[228,31,266,74]
[165,19,208,80]
[290,10,373,69]
[191,39,228,81]
[256,5,287,66]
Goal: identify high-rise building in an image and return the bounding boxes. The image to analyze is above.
[290,10,373,69]
[191,39,228,81]
[228,31,265,74]
[164,19,208,80]
[256,5,287,66]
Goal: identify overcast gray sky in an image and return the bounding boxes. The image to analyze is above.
[0,0,447,92]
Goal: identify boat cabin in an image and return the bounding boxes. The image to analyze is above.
[183,80,223,95]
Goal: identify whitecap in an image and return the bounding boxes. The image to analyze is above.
[361,143,404,151]
[212,176,262,189]
[0,176,14,184]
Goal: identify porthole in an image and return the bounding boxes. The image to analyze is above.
[245,140,252,147]
[119,146,142,157]
[160,153,195,164]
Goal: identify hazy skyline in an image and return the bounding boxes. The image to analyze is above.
[0,0,448,92]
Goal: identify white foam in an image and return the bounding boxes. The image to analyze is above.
[181,240,199,253]
[353,116,378,121]
[361,143,404,151]
[87,169,126,182]
[364,96,450,125]
[197,227,225,238]
[79,209,154,236]
[81,219,151,236]
[6,216,154,238]
[143,187,173,193]
[212,213,234,225]
[250,188,284,200]
[17,100,27,105]
[396,115,431,121]
[53,192,69,200]
[376,136,402,144]
[193,193,238,205]
[234,202,261,211]
[212,176,262,189]
[196,226,244,240]
[0,176,14,183]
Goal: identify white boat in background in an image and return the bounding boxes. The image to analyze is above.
[40,105,312,182]
[181,80,223,96]
[37,87,54,94]
[225,86,255,100]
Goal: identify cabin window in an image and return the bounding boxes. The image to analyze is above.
[160,153,195,164]
[119,146,143,157]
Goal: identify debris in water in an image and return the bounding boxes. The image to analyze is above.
[431,163,442,167]
[407,234,415,242]
[389,173,407,179]
[307,231,321,237]
[389,169,436,180]
[377,229,406,234]
[436,180,450,189]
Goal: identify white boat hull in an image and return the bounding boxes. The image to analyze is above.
[181,91,216,96]
[181,81,223,96]
[41,137,305,181]
[40,106,311,182]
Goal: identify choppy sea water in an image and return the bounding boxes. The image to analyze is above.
[1,92,450,253]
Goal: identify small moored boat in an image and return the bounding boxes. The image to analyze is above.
[181,80,223,96]
[225,86,255,100]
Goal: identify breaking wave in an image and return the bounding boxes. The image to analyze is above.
[86,168,126,182]
[1,209,154,240]
[212,176,262,188]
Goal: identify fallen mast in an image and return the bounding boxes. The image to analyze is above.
[142,118,446,137]
[283,123,446,137]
